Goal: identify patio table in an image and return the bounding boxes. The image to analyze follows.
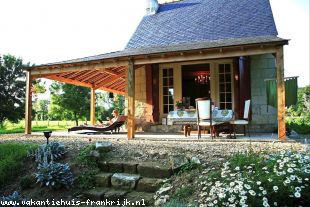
[167,109,234,137]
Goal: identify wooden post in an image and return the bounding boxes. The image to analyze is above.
[25,70,32,135]
[276,46,286,141]
[90,88,96,125]
[127,59,135,139]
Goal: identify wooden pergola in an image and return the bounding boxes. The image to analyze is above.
[25,37,288,141]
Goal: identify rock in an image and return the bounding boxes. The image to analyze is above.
[89,150,100,158]
[111,173,140,190]
[103,188,128,201]
[136,178,164,193]
[95,173,113,187]
[191,156,201,164]
[96,141,112,152]
[83,187,108,200]
[137,162,172,179]
[169,154,189,172]
[108,161,123,173]
[156,183,173,195]
[154,195,169,206]
[123,162,138,174]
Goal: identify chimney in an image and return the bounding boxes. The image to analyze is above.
[146,0,159,15]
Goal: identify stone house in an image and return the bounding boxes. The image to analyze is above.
[25,0,288,140]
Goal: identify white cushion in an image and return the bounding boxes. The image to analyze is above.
[197,100,211,119]
[230,119,248,125]
[199,120,223,126]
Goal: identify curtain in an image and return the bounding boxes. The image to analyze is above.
[265,78,298,108]
[285,78,298,107]
[266,80,277,108]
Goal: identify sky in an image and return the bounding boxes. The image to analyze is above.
[0,0,309,86]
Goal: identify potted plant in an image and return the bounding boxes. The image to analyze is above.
[175,100,185,110]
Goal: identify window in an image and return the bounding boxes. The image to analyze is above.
[219,64,232,109]
[162,68,174,113]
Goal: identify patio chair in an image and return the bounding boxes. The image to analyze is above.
[195,98,223,139]
[229,100,251,137]
[68,115,127,134]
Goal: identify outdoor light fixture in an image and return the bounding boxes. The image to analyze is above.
[43,131,52,144]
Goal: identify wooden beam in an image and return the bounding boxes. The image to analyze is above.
[97,86,126,95]
[25,70,32,135]
[135,46,278,65]
[45,75,93,88]
[127,60,135,140]
[31,61,128,76]
[90,88,96,125]
[276,46,286,141]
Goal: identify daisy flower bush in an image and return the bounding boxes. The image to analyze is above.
[198,150,310,206]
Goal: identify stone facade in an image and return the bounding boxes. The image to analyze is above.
[250,54,277,132]
[125,66,153,130]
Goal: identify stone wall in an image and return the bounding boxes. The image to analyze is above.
[250,54,277,132]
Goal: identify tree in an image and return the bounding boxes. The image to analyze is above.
[49,82,90,126]
[95,92,125,122]
[0,54,29,127]
[33,99,49,121]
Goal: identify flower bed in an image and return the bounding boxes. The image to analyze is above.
[199,151,310,206]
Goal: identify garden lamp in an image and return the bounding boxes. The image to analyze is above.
[43,131,52,144]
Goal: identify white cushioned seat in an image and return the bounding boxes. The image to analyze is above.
[229,120,248,125]
[199,120,223,126]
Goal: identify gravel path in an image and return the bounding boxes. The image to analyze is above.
[0,134,306,165]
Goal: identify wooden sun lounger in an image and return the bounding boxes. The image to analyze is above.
[68,116,127,134]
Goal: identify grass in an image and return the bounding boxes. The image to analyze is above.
[0,120,76,134]
[0,143,37,188]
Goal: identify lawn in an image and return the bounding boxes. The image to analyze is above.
[0,120,76,134]
[0,143,37,188]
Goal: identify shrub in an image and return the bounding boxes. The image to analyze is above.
[163,199,189,207]
[198,151,310,206]
[35,162,74,189]
[178,161,201,175]
[76,169,99,190]
[20,175,34,190]
[28,142,66,163]
[286,117,310,135]
[0,143,37,188]
[0,191,29,207]
[76,145,97,167]
[173,186,195,201]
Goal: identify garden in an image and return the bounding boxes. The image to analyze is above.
[0,134,309,206]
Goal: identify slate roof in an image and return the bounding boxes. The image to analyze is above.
[39,36,287,67]
[126,0,278,49]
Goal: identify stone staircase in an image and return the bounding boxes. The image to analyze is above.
[83,160,173,206]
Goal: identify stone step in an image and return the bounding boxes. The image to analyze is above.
[136,177,164,193]
[99,161,139,174]
[111,173,140,190]
[95,173,113,187]
[83,187,128,201]
[137,162,172,179]
[125,191,154,206]
[83,187,109,200]
[99,160,173,179]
